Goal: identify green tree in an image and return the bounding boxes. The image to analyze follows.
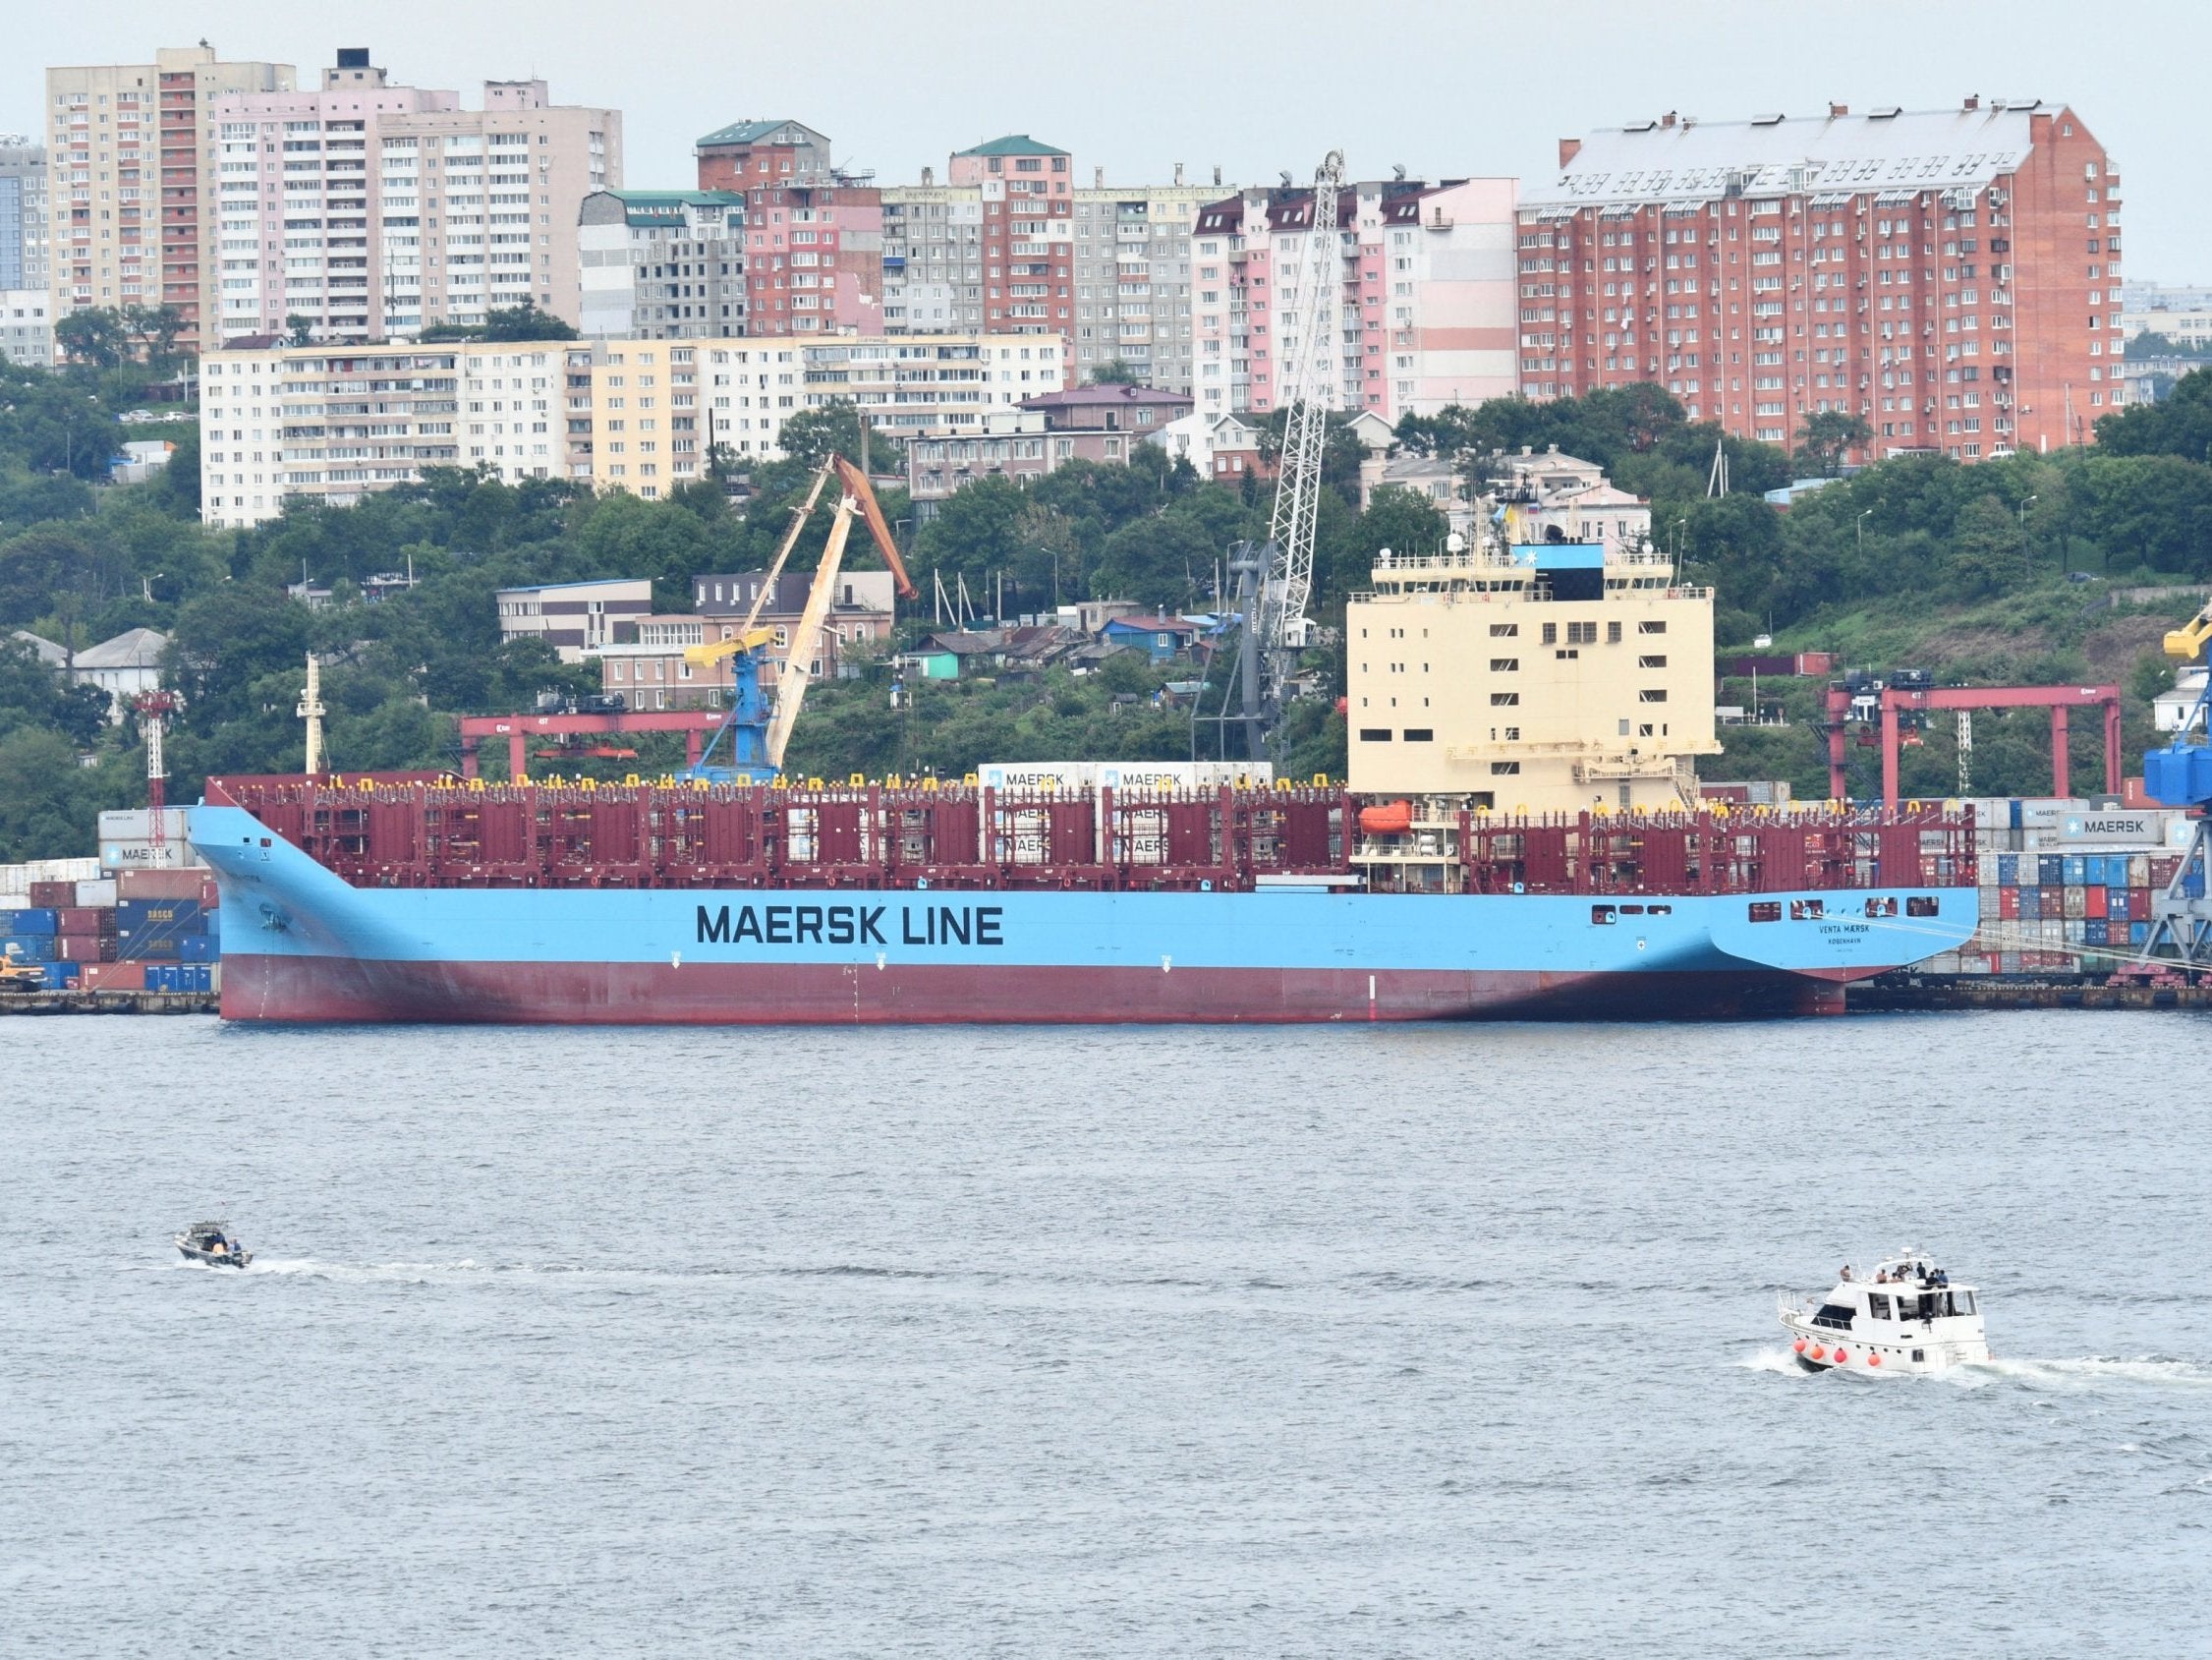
[775,397,904,472]
[53,310,130,371]
[1087,358,1141,385]
[285,315,317,347]
[1796,410,1873,476]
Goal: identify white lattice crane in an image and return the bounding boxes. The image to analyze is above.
[1217,149,1345,759]
[1256,147,1345,698]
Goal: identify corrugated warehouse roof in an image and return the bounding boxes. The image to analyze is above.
[1525,102,2054,209]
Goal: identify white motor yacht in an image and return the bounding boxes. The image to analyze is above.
[1778,1250,1987,1375]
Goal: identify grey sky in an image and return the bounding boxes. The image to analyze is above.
[16,0,2201,277]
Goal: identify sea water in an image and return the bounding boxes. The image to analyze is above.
[4,1011,2205,1656]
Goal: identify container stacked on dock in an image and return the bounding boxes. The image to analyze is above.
[0,859,103,990]
[0,817,221,996]
[1918,799,2192,978]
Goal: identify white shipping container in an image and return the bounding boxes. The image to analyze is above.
[0,892,28,912]
[27,857,100,883]
[100,839,200,872]
[75,879,119,907]
[98,808,191,841]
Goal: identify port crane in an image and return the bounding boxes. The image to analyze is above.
[1213,148,1345,760]
[2141,598,2212,964]
[681,454,917,782]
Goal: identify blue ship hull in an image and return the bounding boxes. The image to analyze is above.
[191,804,1977,1024]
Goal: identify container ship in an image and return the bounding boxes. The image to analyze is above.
[189,534,1977,1024]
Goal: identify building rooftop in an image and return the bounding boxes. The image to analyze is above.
[73,626,168,669]
[1526,100,2060,210]
[12,630,67,667]
[496,578,651,595]
[954,135,1068,158]
[696,118,823,148]
[1021,385,1192,410]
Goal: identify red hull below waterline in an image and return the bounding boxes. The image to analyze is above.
[218,951,1853,1025]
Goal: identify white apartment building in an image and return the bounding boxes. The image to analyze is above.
[45,44,295,354]
[200,336,603,527]
[578,189,745,338]
[1070,171,1221,392]
[208,49,618,344]
[879,181,985,333]
[589,332,1068,497]
[0,289,51,367]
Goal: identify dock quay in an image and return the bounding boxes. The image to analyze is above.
[1850,974,2212,1012]
[0,991,219,1016]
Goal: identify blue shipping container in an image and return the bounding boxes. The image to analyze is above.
[2020,890,2041,920]
[39,963,79,990]
[117,898,203,931]
[2064,856,2088,886]
[1997,854,2019,887]
[204,908,219,939]
[2188,874,2207,899]
[4,908,58,936]
[2132,921,2152,945]
[187,964,212,992]
[3,935,54,963]
[2039,855,2066,885]
[2085,921,2109,946]
[179,934,218,963]
[119,936,182,962]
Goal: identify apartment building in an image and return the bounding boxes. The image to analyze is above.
[578,190,744,338]
[946,136,1073,340]
[0,290,51,367]
[694,118,882,336]
[1070,169,1221,392]
[907,385,1192,510]
[199,334,600,526]
[880,178,983,333]
[1191,174,1516,422]
[1519,98,2120,461]
[45,44,296,353]
[0,142,48,291]
[587,332,1067,496]
[207,49,618,344]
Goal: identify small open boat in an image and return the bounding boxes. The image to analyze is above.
[176,1221,252,1269]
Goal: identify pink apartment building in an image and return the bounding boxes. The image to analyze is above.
[1191,174,1516,422]
[210,48,618,343]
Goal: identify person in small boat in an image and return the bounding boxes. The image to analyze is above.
[1875,1268,1891,1284]
[1840,1265,1853,1283]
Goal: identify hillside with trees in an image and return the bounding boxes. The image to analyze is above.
[3,339,2212,855]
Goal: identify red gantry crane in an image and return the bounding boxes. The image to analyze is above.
[1824,680,2123,806]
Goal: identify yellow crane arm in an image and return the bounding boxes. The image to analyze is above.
[2166,600,2212,662]
[765,493,858,769]
[682,625,776,670]
[732,461,833,639]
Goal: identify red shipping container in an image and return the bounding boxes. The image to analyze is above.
[117,868,209,900]
[58,935,105,962]
[57,907,116,935]
[2084,887,2108,920]
[28,881,76,907]
[2130,888,2152,921]
[1998,888,2020,919]
[200,879,219,909]
[2124,775,2152,809]
[80,961,145,991]
[2153,855,2184,887]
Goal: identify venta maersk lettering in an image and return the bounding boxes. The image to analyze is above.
[697,902,1005,946]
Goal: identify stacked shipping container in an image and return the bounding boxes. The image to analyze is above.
[0,819,221,994]
[1918,798,2195,976]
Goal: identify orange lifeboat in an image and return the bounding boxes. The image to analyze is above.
[1358,800,1414,835]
